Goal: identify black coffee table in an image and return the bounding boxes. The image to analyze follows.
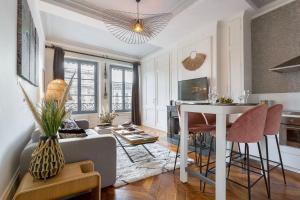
[94,125,158,163]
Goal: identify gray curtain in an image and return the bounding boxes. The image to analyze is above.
[53,47,65,79]
[131,62,141,125]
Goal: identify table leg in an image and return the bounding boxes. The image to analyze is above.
[91,187,100,200]
[113,134,135,163]
[142,144,155,158]
[216,113,227,200]
[180,111,189,183]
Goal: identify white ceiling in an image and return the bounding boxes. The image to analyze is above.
[40,0,253,59]
[41,12,160,58]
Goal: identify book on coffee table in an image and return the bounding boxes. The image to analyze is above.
[113,128,144,135]
[113,129,158,145]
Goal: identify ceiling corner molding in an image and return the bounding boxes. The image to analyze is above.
[251,0,296,19]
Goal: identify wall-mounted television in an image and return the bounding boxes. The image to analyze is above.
[178,77,208,101]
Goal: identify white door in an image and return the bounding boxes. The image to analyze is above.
[155,53,170,131]
[141,59,156,127]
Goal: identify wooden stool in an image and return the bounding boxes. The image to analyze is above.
[14,160,101,200]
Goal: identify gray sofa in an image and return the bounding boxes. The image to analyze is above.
[19,120,116,188]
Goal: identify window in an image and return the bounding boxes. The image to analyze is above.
[64,58,98,114]
[110,65,133,112]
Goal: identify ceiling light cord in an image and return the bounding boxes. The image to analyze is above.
[136,0,140,20]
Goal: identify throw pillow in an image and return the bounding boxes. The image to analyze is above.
[61,119,79,129]
[31,128,41,143]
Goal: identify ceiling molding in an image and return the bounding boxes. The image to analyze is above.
[42,0,197,16]
[40,0,106,29]
[46,40,140,61]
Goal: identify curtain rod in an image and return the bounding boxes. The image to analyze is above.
[45,45,139,65]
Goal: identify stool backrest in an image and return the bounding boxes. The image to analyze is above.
[202,113,216,125]
[264,104,283,135]
[176,104,207,129]
[227,104,268,143]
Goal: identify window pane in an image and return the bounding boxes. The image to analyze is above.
[125,70,133,83]
[125,96,132,110]
[111,68,123,82]
[81,79,95,96]
[111,67,123,111]
[125,69,133,99]
[64,61,78,112]
[80,63,96,112]
[110,66,133,112]
[65,61,78,79]
[112,82,123,97]
[64,59,97,114]
[112,96,123,111]
[81,63,95,79]
[81,95,95,111]
[125,82,132,97]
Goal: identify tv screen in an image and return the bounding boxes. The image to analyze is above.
[178,77,208,101]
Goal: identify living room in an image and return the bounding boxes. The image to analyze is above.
[1,0,300,200]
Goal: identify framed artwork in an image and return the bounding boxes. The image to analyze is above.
[17,0,39,86]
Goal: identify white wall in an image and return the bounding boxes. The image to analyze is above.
[0,0,45,198]
[141,22,220,131]
[44,43,136,127]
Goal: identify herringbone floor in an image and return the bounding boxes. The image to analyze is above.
[76,126,300,200]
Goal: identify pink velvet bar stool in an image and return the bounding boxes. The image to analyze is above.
[204,105,269,200]
[264,104,286,198]
[227,104,269,200]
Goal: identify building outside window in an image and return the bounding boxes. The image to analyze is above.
[110,65,133,112]
[64,58,98,114]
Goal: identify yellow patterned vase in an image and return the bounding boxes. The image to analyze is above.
[29,136,65,180]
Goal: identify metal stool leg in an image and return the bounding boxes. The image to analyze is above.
[265,136,271,198]
[275,135,287,184]
[246,143,251,200]
[194,134,198,165]
[202,136,214,192]
[258,141,270,198]
[199,133,203,190]
[227,142,234,178]
[173,137,180,173]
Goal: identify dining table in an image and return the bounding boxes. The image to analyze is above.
[179,102,259,200]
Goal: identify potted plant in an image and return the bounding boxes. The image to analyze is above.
[98,108,119,125]
[20,78,73,180]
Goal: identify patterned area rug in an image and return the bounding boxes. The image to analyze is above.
[114,141,194,187]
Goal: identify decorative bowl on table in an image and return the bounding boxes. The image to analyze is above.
[216,97,235,105]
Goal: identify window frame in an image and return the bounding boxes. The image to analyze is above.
[64,58,98,114]
[109,65,133,113]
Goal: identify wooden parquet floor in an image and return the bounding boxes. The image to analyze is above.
[76,126,300,200]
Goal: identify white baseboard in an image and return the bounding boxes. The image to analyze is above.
[250,156,300,174]
[1,168,20,200]
[284,165,300,174]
